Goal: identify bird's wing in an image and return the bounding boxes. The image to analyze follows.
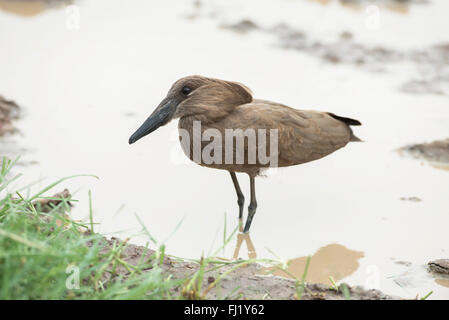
[221,99,354,166]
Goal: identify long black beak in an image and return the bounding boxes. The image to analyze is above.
[128,98,174,144]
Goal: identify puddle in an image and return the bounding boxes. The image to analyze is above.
[1,0,448,299]
[0,0,69,17]
[0,0,46,16]
[436,279,449,288]
[262,244,364,285]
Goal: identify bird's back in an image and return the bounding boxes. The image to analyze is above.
[218,99,361,168]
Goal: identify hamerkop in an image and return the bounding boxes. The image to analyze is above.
[129,75,361,233]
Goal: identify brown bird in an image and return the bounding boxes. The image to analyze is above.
[129,75,361,233]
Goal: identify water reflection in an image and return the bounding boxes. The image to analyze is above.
[262,243,364,285]
[0,0,67,17]
[233,232,257,260]
[431,163,449,172]
[435,278,449,288]
[0,0,46,16]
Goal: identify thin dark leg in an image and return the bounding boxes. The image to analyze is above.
[229,172,245,230]
[243,176,257,233]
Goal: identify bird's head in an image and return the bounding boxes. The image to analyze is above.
[128,75,252,144]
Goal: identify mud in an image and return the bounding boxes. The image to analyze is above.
[30,192,394,300]
[219,19,449,95]
[314,0,428,5]
[428,259,449,275]
[400,196,422,202]
[220,19,259,34]
[33,189,72,213]
[428,260,449,290]
[0,96,19,137]
[26,192,395,299]
[398,139,449,168]
[304,0,430,15]
[92,237,395,300]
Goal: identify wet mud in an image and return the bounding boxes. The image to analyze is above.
[0,96,19,137]
[93,237,394,300]
[398,139,449,169]
[428,260,449,289]
[26,190,395,299]
[428,259,449,275]
[220,20,449,95]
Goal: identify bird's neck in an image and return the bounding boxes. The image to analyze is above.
[178,114,210,132]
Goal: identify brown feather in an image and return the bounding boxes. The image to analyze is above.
[172,76,362,176]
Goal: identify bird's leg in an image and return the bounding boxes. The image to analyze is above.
[229,171,245,232]
[243,176,257,234]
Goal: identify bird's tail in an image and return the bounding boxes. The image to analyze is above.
[349,127,363,142]
[326,112,363,142]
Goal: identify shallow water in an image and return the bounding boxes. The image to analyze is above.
[1,0,448,299]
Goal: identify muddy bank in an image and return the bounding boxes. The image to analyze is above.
[95,237,394,300]
[398,139,449,169]
[36,189,393,300]
[428,259,449,289]
[428,259,449,275]
[0,96,19,137]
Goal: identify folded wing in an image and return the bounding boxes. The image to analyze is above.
[222,99,360,167]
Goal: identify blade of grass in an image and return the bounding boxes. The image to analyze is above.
[88,190,94,233]
[296,255,311,300]
[0,228,47,250]
[28,174,98,202]
[421,291,433,300]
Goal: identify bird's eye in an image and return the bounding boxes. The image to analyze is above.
[182,86,191,95]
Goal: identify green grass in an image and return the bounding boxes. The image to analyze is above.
[0,157,175,299]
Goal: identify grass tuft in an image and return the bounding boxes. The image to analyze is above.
[0,157,174,299]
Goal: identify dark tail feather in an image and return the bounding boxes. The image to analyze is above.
[327,112,361,126]
[327,112,363,142]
